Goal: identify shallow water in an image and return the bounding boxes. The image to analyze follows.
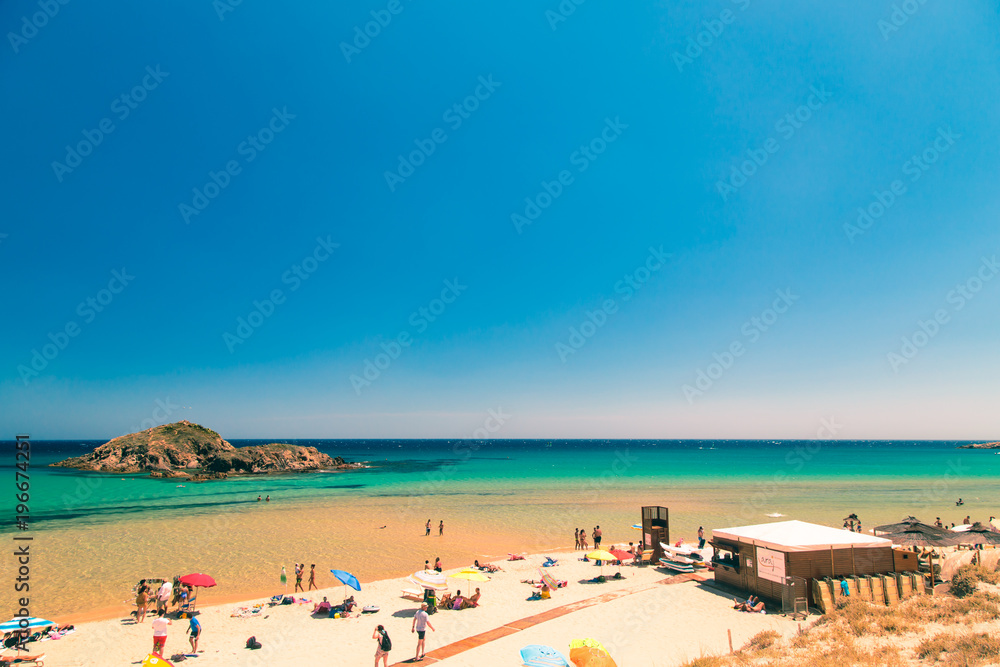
[3,439,996,618]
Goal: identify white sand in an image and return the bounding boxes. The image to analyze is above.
[26,551,801,666]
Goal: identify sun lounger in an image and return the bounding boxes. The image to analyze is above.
[0,653,45,666]
[401,588,424,602]
[639,549,655,565]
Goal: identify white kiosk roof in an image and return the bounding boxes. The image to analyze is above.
[712,520,892,552]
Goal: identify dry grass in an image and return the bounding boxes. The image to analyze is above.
[677,589,1000,667]
[917,632,1000,665]
[950,563,1000,598]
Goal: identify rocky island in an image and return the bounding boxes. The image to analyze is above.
[958,441,1000,449]
[51,420,357,480]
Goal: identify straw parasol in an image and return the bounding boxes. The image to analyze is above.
[950,522,1000,546]
[879,524,960,548]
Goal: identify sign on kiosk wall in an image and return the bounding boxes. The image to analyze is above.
[756,547,785,583]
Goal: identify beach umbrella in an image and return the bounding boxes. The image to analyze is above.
[179,573,216,588]
[873,517,945,534]
[609,549,632,575]
[520,644,571,667]
[569,638,617,667]
[143,654,175,667]
[331,569,361,601]
[409,570,448,591]
[280,566,287,594]
[951,522,1000,546]
[586,550,618,578]
[880,525,960,548]
[0,618,54,633]
[630,524,641,531]
[450,570,489,583]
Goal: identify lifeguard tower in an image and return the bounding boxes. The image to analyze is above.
[641,506,669,563]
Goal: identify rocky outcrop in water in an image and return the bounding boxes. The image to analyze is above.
[51,421,348,477]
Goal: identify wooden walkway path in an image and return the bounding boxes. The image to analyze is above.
[390,572,709,665]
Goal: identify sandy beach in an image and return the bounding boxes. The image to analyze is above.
[22,549,800,667]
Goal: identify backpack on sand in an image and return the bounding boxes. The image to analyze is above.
[246,636,262,650]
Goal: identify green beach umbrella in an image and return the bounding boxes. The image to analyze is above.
[280,566,287,593]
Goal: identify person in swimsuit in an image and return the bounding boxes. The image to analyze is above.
[294,564,304,592]
[439,520,444,536]
[135,581,149,623]
[308,564,317,590]
[574,529,580,550]
[425,520,431,536]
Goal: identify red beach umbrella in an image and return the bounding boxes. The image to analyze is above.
[179,573,217,588]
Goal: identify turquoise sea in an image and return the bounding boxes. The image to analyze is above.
[6,439,998,532]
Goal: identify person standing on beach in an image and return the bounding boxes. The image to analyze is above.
[580,528,588,550]
[425,519,431,536]
[574,529,580,550]
[308,564,317,591]
[188,615,201,654]
[412,603,435,661]
[294,564,304,592]
[439,520,444,536]
[593,526,602,548]
[698,526,705,549]
[135,582,149,623]
[151,610,171,655]
[156,580,172,615]
[373,624,391,667]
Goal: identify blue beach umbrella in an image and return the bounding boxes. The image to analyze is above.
[331,569,360,601]
[520,644,571,667]
[0,618,53,633]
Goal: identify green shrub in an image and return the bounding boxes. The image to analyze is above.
[951,564,998,598]
[744,629,780,651]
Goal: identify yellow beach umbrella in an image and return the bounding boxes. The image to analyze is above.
[586,550,617,579]
[569,638,617,667]
[450,570,489,582]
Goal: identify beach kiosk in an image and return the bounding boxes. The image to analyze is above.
[710,520,896,608]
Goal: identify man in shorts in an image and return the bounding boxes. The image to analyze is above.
[188,615,202,653]
[411,603,435,661]
[151,610,171,655]
[593,526,602,548]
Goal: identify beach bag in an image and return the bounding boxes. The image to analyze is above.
[245,636,262,650]
[379,631,391,652]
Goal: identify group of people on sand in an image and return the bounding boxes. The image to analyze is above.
[424,519,444,536]
[293,563,318,592]
[574,526,602,550]
[133,578,203,657]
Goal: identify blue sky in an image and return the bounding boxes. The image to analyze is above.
[2,1,999,439]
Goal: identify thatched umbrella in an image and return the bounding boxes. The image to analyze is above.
[879,525,961,548]
[873,516,937,534]
[950,522,1000,546]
